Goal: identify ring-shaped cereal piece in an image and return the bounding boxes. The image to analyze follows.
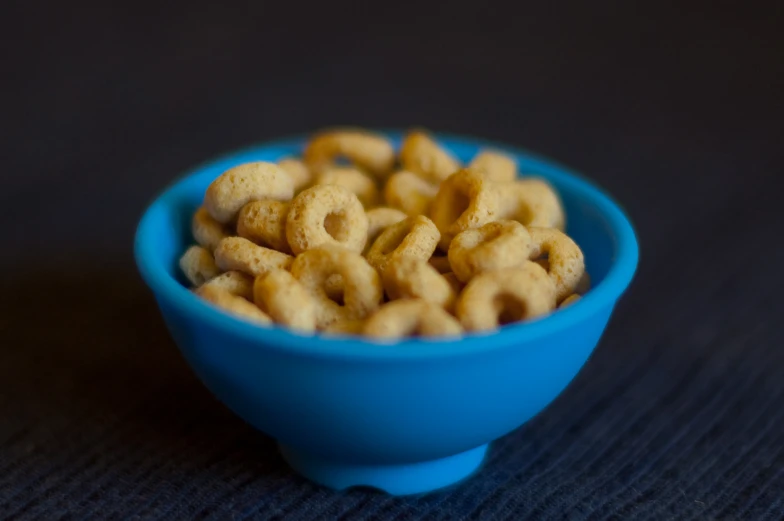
[237,200,291,253]
[365,207,407,253]
[195,285,272,325]
[469,150,518,183]
[513,178,566,230]
[179,245,221,287]
[316,167,380,208]
[382,256,456,311]
[399,130,461,184]
[527,227,585,303]
[286,185,369,254]
[278,158,313,192]
[253,270,317,333]
[383,170,439,216]
[201,271,254,300]
[456,263,557,332]
[214,237,293,277]
[192,207,230,252]
[429,168,505,250]
[448,220,532,283]
[363,299,463,339]
[303,129,395,178]
[204,162,294,223]
[290,245,383,328]
[366,215,440,275]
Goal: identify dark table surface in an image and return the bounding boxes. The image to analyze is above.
[2,1,783,519]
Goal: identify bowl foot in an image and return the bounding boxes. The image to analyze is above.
[278,443,489,496]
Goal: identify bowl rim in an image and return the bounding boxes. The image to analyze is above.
[134,131,639,360]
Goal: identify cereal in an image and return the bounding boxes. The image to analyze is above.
[576,271,591,295]
[201,271,254,300]
[304,129,395,178]
[316,167,380,208]
[204,162,294,223]
[291,245,383,328]
[192,206,230,252]
[365,207,407,253]
[195,284,272,325]
[179,245,221,286]
[253,270,317,332]
[237,200,291,253]
[469,150,518,183]
[214,236,293,277]
[559,294,581,308]
[286,185,369,254]
[513,178,565,230]
[366,215,440,274]
[323,319,366,336]
[527,227,585,302]
[456,263,557,332]
[448,220,532,282]
[382,256,456,311]
[442,272,465,295]
[384,170,439,216]
[278,158,312,192]
[400,130,461,184]
[364,299,462,339]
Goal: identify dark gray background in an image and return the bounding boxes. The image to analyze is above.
[2,1,783,519]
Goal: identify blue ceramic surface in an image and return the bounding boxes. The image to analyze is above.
[134,132,638,495]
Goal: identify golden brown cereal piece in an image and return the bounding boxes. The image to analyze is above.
[527,227,585,303]
[382,256,456,311]
[291,245,383,328]
[316,167,380,208]
[237,200,291,253]
[469,150,518,183]
[304,129,395,178]
[201,271,254,300]
[559,294,581,308]
[253,270,317,333]
[278,158,313,192]
[192,207,230,252]
[322,318,366,336]
[195,284,272,325]
[214,236,293,277]
[364,299,463,339]
[366,215,440,275]
[365,207,407,253]
[399,130,461,184]
[179,245,221,287]
[286,185,369,254]
[383,170,439,216]
[428,254,452,274]
[442,272,465,295]
[204,162,294,223]
[456,263,556,331]
[576,271,591,295]
[448,220,533,283]
[513,178,566,230]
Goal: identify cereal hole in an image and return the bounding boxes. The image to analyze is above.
[494,293,526,325]
[451,189,471,222]
[324,211,349,242]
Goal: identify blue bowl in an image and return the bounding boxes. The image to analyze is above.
[134,132,638,495]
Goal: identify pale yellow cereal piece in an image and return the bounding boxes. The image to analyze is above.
[201,271,254,300]
[253,270,317,333]
[179,245,221,287]
[399,130,461,184]
[513,178,566,230]
[469,150,518,183]
[365,207,407,253]
[366,215,440,275]
[316,167,380,208]
[382,256,456,311]
[286,185,369,254]
[364,299,463,339]
[204,162,294,223]
[527,227,585,303]
[383,170,439,216]
[456,263,556,332]
[448,220,532,283]
[237,200,291,254]
[195,284,272,325]
[278,158,313,192]
[214,237,293,278]
[304,129,395,178]
[192,207,230,252]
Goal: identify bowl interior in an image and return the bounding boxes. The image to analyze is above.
[135,132,638,356]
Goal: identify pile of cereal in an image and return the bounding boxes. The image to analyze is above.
[179,128,589,340]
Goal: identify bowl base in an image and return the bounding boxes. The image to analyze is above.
[278,443,489,496]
